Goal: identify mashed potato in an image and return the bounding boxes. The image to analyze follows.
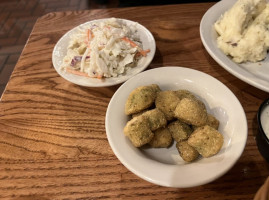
[214,0,269,63]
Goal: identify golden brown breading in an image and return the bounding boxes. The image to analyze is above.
[187,125,223,158]
[207,114,220,130]
[123,115,154,147]
[175,90,196,100]
[174,97,208,126]
[176,141,199,162]
[151,84,162,93]
[125,84,161,115]
[167,120,192,142]
[140,108,167,131]
[155,91,181,121]
[149,127,172,148]
[123,85,223,162]
[193,113,220,130]
[131,109,148,118]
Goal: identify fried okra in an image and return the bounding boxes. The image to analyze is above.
[188,125,223,158]
[149,127,172,148]
[139,108,167,131]
[176,141,199,162]
[174,97,208,126]
[132,109,149,118]
[175,90,196,100]
[123,84,223,162]
[206,114,220,130]
[155,91,181,121]
[168,120,192,142]
[125,84,161,115]
[193,113,220,130]
[124,115,154,147]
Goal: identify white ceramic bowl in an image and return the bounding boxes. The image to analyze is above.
[200,0,269,92]
[105,67,248,188]
[52,18,156,87]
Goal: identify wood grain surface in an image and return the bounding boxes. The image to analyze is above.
[0,2,269,199]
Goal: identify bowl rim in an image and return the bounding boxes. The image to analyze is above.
[199,0,269,93]
[52,17,156,87]
[105,66,248,188]
[257,98,269,143]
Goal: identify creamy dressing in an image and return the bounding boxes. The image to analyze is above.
[261,105,269,139]
[61,18,146,78]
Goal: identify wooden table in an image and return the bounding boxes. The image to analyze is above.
[0,2,269,199]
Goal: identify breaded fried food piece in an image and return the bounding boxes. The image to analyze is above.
[124,115,154,147]
[175,90,196,100]
[174,97,207,126]
[125,84,161,115]
[193,113,220,130]
[176,141,199,162]
[175,90,210,125]
[168,120,192,142]
[141,108,167,131]
[207,114,220,130]
[155,91,181,121]
[188,125,223,158]
[149,127,172,148]
[150,84,161,93]
[132,109,149,118]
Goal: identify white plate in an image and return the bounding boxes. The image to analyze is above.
[52,18,156,87]
[105,67,247,188]
[200,0,269,92]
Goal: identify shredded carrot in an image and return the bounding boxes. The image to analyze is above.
[121,37,138,48]
[97,75,103,79]
[66,68,104,79]
[138,49,150,57]
[122,37,150,57]
[66,68,89,77]
[85,29,94,49]
[87,29,94,42]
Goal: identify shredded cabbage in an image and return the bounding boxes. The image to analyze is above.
[61,18,148,78]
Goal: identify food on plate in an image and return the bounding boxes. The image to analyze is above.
[125,84,161,115]
[175,89,196,100]
[155,91,181,121]
[149,127,173,148]
[174,97,208,126]
[188,125,224,158]
[123,115,153,147]
[214,0,269,63]
[135,108,167,131]
[168,120,192,142]
[193,113,220,130]
[61,18,150,78]
[214,0,266,44]
[206,114,220,130]
[176,141,199,162]
[123,84,224,162]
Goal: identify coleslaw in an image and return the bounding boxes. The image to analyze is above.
[61,18,150,79]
